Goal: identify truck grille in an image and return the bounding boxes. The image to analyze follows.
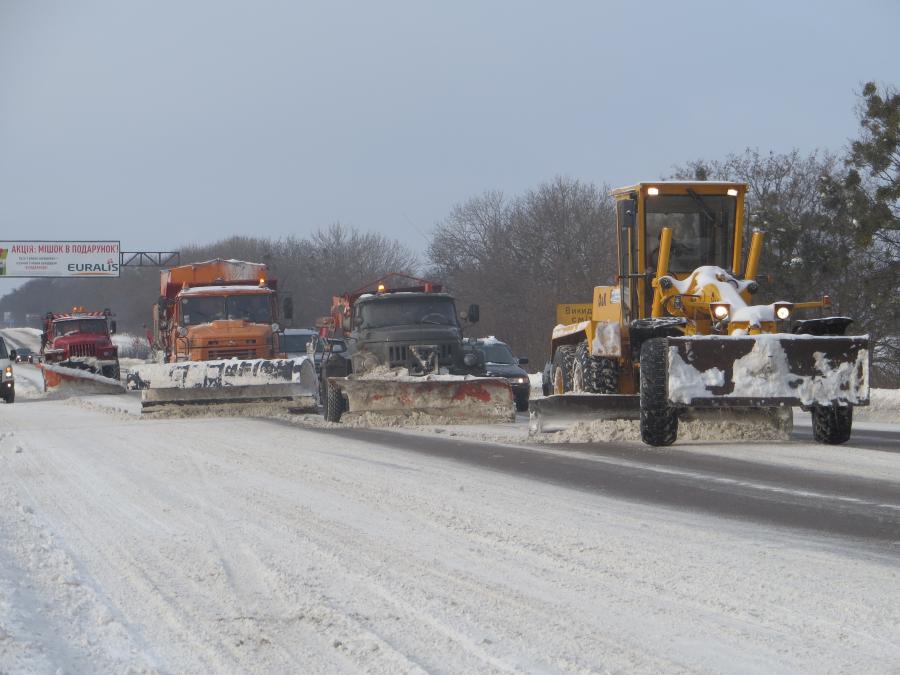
[388,344,453,366]
[208,348,257,360]
[68,343,97,357]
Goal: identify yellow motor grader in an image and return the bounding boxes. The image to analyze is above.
[532,181,869,445]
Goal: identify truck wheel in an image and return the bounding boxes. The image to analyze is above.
[323,381,345,423]
[811,404,852,444]
[639,338,678,446]
[551,345,576,395]
[574,342,619,394]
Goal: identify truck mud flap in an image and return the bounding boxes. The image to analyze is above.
[666,335,869,407]
[529,394,640,434]
[39,362,126,395]
[130,357,317,410]
[334,377,514,423]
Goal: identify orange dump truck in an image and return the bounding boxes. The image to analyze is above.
[128,259,316,411]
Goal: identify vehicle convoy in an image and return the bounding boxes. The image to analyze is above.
[318,273,514,423]
[38,308,125,392]
[464,337,531,411]
[533,181,869,446]
[0,339,15,403]
[128,259,316,410]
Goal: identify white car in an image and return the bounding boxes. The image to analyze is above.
[0,341,15,403]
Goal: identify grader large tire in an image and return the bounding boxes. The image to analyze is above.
[323,381,345,423]
[639,338,678,446]
[811,404,853,445]
[551,345,576,395]
[573,342,619,394]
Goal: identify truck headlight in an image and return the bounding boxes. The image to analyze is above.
[774,302,793,320]
[710,303,730,320]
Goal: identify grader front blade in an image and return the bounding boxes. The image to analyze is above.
[666,334,869,407]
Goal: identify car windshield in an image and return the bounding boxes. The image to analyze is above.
[357,297,458,329]
[54,319,108,335]
[644,194,736,273]
[479,343,516,364]
[181,294,273,326]
[282,333,313,353]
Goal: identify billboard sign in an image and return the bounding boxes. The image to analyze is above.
[0,241,120,278]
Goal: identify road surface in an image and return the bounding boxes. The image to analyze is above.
[0,329,898,672]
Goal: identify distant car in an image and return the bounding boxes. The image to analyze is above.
[0,341,15,403]
[464,337,531,412]
[306,335,348,376]
[13,347,34,363]
[280,328,318,359]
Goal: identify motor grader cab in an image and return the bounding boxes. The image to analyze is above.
[535,181,869,446]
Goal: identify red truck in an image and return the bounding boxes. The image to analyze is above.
[41,308,121,380]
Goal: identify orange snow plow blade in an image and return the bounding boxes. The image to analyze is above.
[332,377,515,423]
[39,362,126,395]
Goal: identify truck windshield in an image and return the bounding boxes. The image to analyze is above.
[53,319,108,335]
[644,194,736,273]
[479,343,515,364]
[357,297,458,329]
[181,294,273,325]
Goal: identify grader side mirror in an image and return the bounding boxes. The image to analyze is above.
[109,320,117,334]
[620,199,636,230]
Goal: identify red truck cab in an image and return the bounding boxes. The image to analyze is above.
[41,308,121,380]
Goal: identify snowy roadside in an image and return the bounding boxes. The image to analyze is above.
[0,398,898,673]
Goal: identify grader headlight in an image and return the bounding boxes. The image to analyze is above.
[710,303,730,321]
[774,302,794,320]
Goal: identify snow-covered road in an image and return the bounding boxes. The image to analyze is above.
[1,386,899,673]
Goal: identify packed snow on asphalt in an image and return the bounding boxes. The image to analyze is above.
[1,331,899,673]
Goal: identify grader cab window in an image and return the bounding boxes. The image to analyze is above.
[645,194,736,273]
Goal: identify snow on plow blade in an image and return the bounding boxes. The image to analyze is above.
[39,362,126,395]
[529,394,639,434]
[667,334,869,407]
[129,357,317,409]
[333,377,515,423]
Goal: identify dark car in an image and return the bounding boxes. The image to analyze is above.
[280,328,318,359]
[13,347,34,363]
[464,337,531,412]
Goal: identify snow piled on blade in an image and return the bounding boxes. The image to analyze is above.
[667,335,869,406]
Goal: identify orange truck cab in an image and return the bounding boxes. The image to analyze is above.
[154,259,291,363]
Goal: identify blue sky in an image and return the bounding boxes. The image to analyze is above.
[0,0,897,298]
